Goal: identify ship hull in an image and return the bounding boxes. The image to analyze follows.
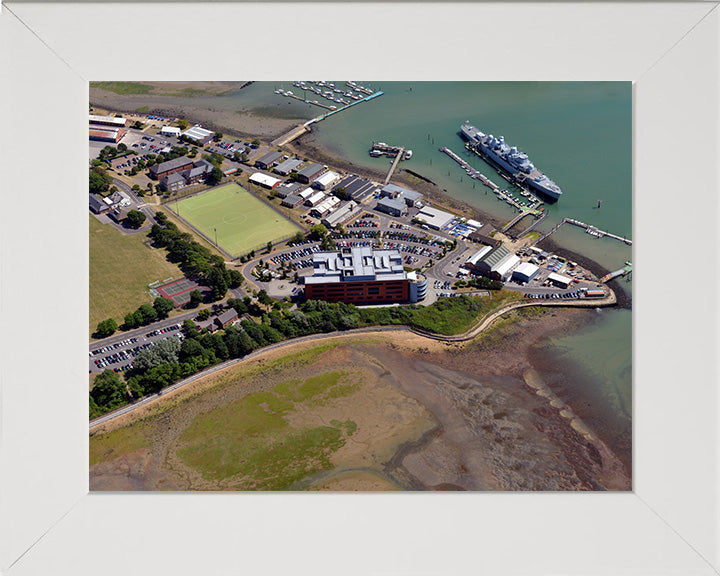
[460,124,562,201]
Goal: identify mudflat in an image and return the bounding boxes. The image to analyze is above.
[90,308,630,491]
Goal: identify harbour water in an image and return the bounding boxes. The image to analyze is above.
[129,81,633,464]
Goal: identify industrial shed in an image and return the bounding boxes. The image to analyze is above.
[512,262,540,283]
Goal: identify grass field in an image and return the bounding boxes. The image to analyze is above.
[90,81,153,95]
[89,215,183,335]
[173,183,300,257]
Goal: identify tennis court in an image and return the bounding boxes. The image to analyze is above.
[173,183,300,257]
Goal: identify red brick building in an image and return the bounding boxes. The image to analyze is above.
[303,246,411,305]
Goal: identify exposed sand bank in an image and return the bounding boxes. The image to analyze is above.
[90,309,630,491]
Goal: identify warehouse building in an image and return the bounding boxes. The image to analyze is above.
[312,170,340,191]
[254,151,283,170]
[466,244,520,282]
[413,206,454,230]
[547,272,572,288]
[281,194,304,208]
[150,156,195,180]
[181,125,214,146]
[334,175,379,202]
[297,163,326,184]
[159,126,181,137]
[274,158,303,176]
[512,262,540,283]
[380,183,423,207]
[375,197,407,217]
[89,114,128,128]
[249,172,282,189]
[321,201,363,229]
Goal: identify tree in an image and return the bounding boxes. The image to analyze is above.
[334,186,348,201]
[138,304,157,325]
[257,289,273,306]
[233,151,242,162]
[251,138,261,146]
[266,241,273,254]
[117,143,127,152]
[177,119,189,130]
[206,166,224,186]
[213,132,223,142]
[90,369,128,410]
[291,231,305,244]
[155,211,168,225]
[187,289,204,308]
[95,318,118,338]
[89,167,112,194]
[133,338,182,371]
[124,311,139,329]
[153,296,175,319]
[126,210,147,229]
[310,224,328,240]
[336,224,346,234]
[197,308,211,321]
[227,269,243,288]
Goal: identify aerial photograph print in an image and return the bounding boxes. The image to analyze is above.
[88,81,632,492]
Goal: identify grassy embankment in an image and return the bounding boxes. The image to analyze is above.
[359,290,525,336]
[90,82,153,95]
[89,215,183,335]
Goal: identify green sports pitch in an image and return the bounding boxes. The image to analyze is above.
[172,183,301,257]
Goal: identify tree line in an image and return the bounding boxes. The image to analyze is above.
[90,293,490,419]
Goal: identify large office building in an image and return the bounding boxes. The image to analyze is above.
[303,246,426,305]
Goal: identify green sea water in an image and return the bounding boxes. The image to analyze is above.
[163,81,633,465]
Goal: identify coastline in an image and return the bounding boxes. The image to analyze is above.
[90,308,630,491]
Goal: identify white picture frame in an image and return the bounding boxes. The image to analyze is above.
[1,2,718,575]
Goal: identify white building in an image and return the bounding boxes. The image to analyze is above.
[249,172,281,189]
[547,272,572,288]
[512,262,540,283]
[414,206,455,230]
[304,191,326,207]
[312,170,340,191]
[159,126,181,137]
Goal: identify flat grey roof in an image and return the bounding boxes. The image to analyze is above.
[256,150,283,165]
[377,197,406,211]
[298,162,325,177]
[305,246,406,285]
